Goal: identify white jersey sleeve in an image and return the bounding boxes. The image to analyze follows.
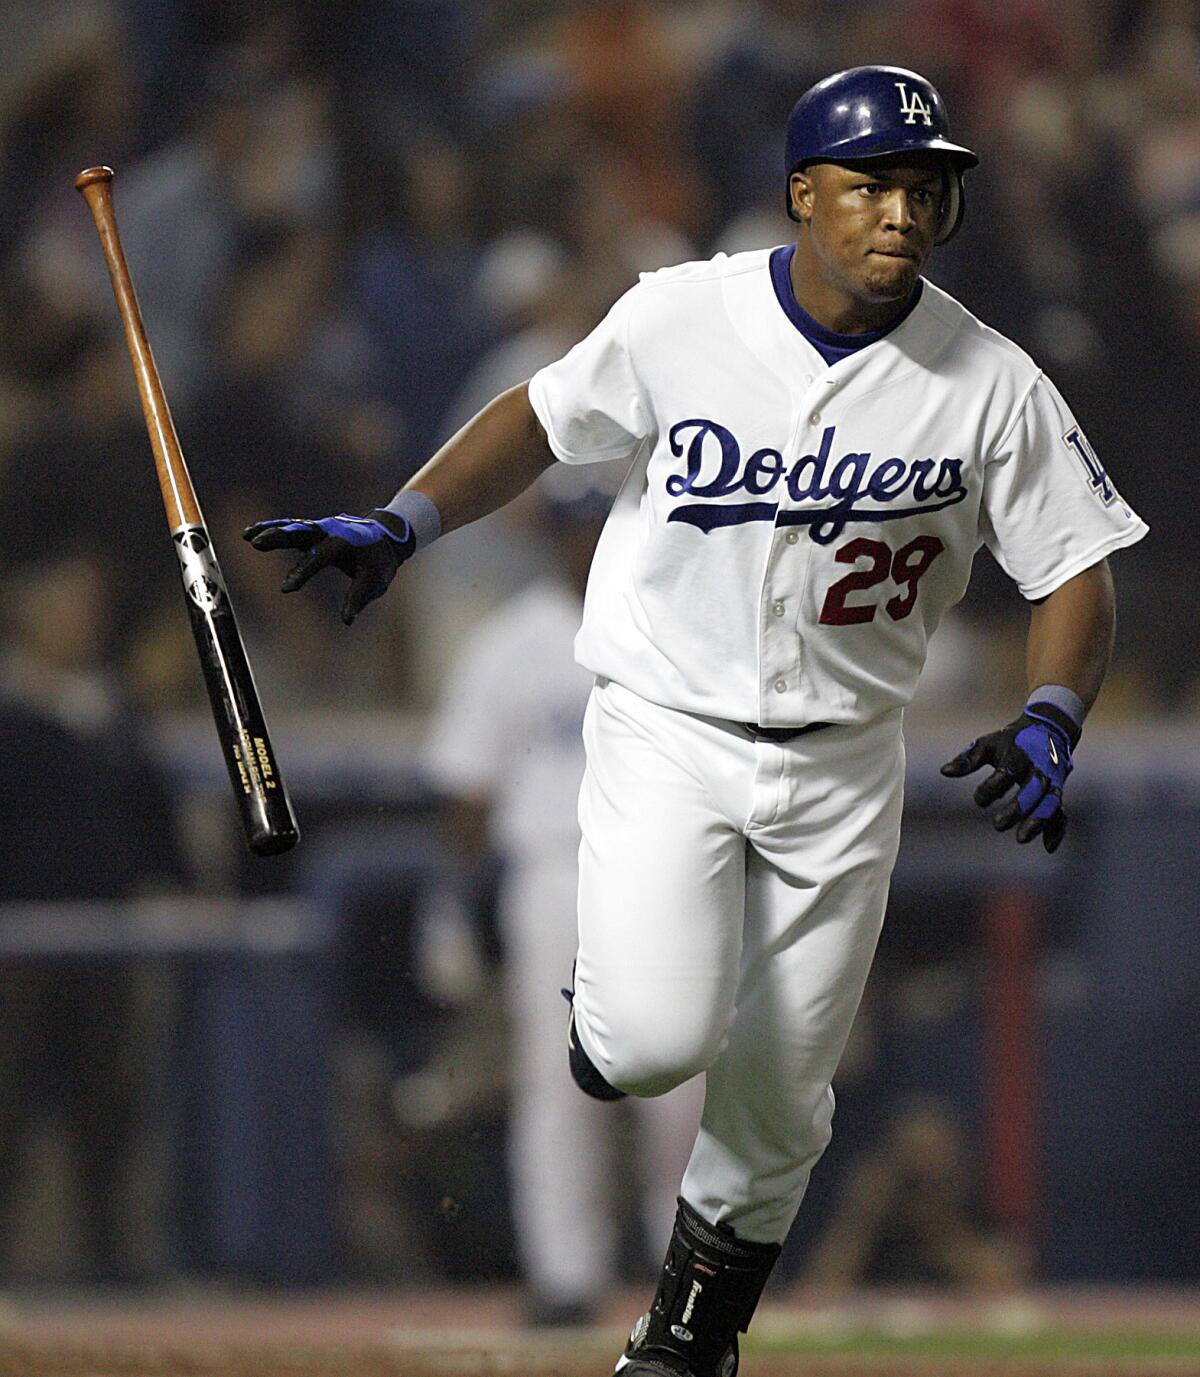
[980,374,1148,600]
[528,286,650,465]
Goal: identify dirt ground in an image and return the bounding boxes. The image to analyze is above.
[0,1286,1195,1377]
[0,1344,1195,1377]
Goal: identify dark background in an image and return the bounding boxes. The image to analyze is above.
[0,0,1196,1299]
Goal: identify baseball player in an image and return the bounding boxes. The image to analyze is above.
[422,477,703,1326]
[247,66,1146,1377]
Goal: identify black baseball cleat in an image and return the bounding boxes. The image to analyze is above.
[618,1353,704,1376]
[619,1359,696,1376]
[617,1318,735,1377]
[562,980,626,1101]
[614,1197,782,1377]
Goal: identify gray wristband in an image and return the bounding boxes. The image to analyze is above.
[383,489,442,552]
[1027,683,1085,730]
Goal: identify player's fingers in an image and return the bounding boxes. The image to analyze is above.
[280,538,344,593]
[244,520,319,552]
[992,795,1026,831]
[242,519,286,541]
[972,767,1016,808]
[341,567,385,625]
[1015,788,1062,843]
[940,739,988,777]
[1042,808,1067,853]
[1014,771,1048,818]
[1015,812,1045,844]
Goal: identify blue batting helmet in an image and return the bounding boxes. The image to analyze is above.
[784,66,979,243]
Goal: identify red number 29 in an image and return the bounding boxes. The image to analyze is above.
[818,534,945,626]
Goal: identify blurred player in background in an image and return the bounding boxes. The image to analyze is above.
[0,546,186,1283]
[421,471,703,1326]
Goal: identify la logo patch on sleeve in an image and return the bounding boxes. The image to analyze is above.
[1063,426,1116,506]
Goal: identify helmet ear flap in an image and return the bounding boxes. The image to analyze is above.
[935,168,965,244]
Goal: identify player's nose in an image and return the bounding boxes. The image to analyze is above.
[879,189,916,232]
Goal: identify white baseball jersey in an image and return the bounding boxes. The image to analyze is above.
[528,249,1147,728]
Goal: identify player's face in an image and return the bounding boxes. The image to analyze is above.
[790,154,945,308]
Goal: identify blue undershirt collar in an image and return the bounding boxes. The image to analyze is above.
[769,243,923,368]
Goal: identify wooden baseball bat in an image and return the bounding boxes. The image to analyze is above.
[75,165,299,857]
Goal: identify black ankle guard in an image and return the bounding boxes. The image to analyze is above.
[624,1197,781,1377]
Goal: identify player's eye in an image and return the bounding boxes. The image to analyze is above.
[859,183,881,195]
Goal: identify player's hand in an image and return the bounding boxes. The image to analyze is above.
[939,702,1080,853]
[242,511,415,625]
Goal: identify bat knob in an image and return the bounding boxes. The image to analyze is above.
[75,166,115,192]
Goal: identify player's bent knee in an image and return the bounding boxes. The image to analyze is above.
[601,1017,725,1097]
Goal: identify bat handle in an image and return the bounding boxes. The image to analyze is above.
[75,164,201,531]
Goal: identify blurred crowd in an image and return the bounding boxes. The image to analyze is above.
[1,0,1198,1296]
[0,0,1197,715]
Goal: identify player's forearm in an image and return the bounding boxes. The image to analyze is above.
[1025,558,1115,713]
[401,383,557,535]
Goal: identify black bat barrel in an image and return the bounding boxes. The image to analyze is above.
[174,525,299,855]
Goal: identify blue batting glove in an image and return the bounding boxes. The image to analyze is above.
[243,511,415,625]
[940,699,1081,853]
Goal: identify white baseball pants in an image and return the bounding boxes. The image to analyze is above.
[572,678,905,1245]
[502,852,704,1304]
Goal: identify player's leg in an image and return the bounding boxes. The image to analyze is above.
[619,714,905,1376]
[502,857,614,1323]
[632,1075,706,1270]
[681,712,906,1243]
[571,680,753,1100]
[577,682,778,1377]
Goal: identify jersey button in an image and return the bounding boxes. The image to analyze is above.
[774,679,787,694]
[785,531,799,545]
[809,411,821,425]
[772,600,785,616]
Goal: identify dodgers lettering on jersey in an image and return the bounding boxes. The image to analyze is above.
[662,420,968,541]
[528,249,1147,727]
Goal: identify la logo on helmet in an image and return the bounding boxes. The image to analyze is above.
[895,81,933,126]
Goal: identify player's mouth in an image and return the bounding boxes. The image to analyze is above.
[869,248,918,260]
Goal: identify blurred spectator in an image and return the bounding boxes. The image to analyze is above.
[100,21,339,409]
[0,546,187,1283]
[0,320,178,664]
[417,474,703,1325]
[0,5,135,267]
[686,0,837,241]
[804,1097,1028,1290]
[188,221,387,516]
[349,129,499,477]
